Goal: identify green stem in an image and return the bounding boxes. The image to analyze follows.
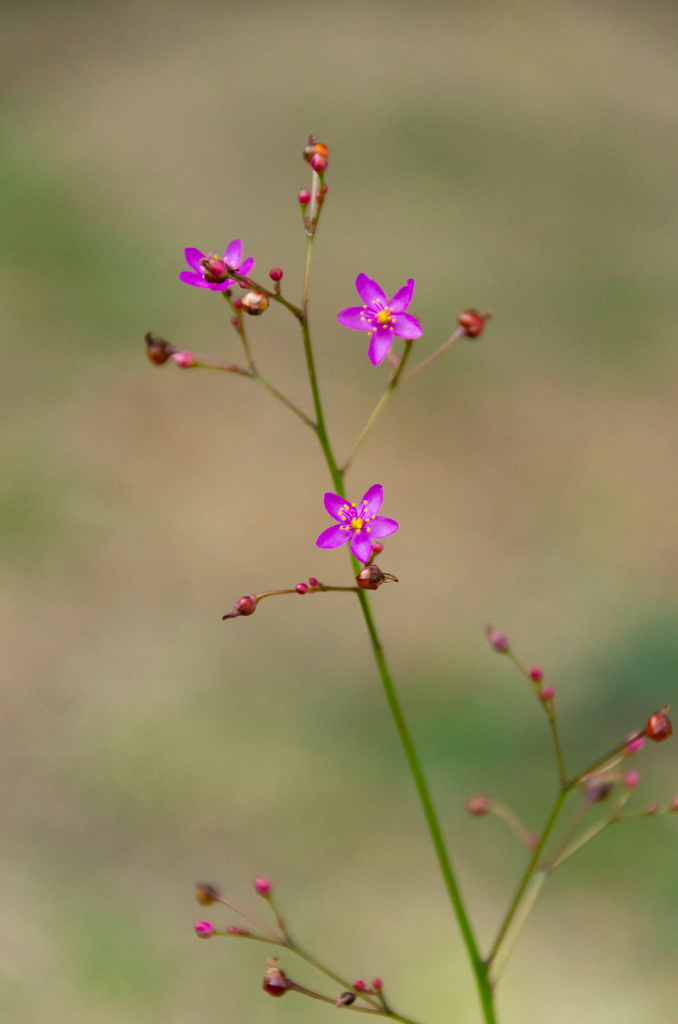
[302,234,314,311]
[341,340,414,475]
[299,312,343,490]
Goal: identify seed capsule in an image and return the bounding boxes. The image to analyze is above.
[223,595,257,620]
[263,958,288,997]
[336,992,356,1007]
[458,309,490,338]
[646,706,672,742]
[195,883,220,905]
[241,291,269,316]
[144,331,176,365]
[356,564,398,590]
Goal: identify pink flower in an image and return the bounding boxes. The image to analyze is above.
[180,239,255,292]
[254,877,271,895]
[195,921,214,938]
[338,274,422,365]
[316,485,398,564]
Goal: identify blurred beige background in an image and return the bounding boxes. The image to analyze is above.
[1,0,678,1021]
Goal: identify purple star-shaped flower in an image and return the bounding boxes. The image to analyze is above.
[316,484,398,563]
[337,274,423,366]
[179,239,255,292]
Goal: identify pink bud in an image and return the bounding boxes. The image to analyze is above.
[230,316,240,328]
[310,153,327,173]
[540,686,555,701]
[323,183,328,193]
[372,979,383,991]
[624,771,639,790]
[254,877,271,896]
[644,801,660,815]
[172,351,196,369]
[195,921,214,938]
[269,268,283,282]
[296,583,308,594]
[227,926,250,936]
[485,624,509,653]
[465,795,491,817]
[354,981,366,991]
[525,833,540,850]
[202,256,229,283]
[670,795,678,812]
[371,541,384,555]
[298,189,311,205]
[308,578,319,587]
[222,595,257,620]
[530,666,543,682]
[624,734,644,756]
[233,298,243,310]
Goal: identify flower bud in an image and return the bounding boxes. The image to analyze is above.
[269,268,283,282]
[371,541,384,555]
[670,795,678,812]
[530,666,543,682]
[540,686,555,702]
[241,290,269,316]
[372,979,383,991]
[644,801,660,815]
[298,189,311,206]
[465,795,491,817]
[227,925,250,936]
[646,707,672,742]
[144,331,176,365]
[356,564,398,590]
[484,624,509,653]
[263,958,288,997]
[195,883,220,906]
[254,877,271,896]
[172,351,196,368]
[230,316,240,328]
[525,833,539,851]
[625,734,644,756]
[310,152,328,173]
[296,583,308,594]
[584,775,613,803]
[624,771,640,789]
[458,309,490,338]
[195,921,214,938]
[337,992,356,1007]
[200,255,230,283]
[233,297,243,310]
[308,577,319,587]
[303,137,328,163]
[222,595,257,620]
[354,981,366,991]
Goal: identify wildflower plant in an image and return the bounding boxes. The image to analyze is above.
[146,137,676,1023]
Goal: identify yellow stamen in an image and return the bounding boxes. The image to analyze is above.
[350,517,364,530]
[376,308,393,325]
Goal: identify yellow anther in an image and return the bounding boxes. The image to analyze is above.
[350,517,364,530]
[376,308,392,325]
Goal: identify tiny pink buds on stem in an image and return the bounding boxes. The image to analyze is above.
[530,666,543,682]
[145,331,176,365]
[371,541,384,556]
[670,795,678,812]
[233,297,243,310]
[353,980,366,992]
[254,876,271,896]
[646,707,672,742]
[195,921,214,938]
[227,926,250,936]
[263,958,288,997]
[625,734,644,756]
[624,771,640,790]
[372,979,383,991]
[230,316,240,328]
[195,882,220,905]
[308,577,319,587]
[241,291,269,316]
[356,565,398,590]
[172,351,196,368]
[310,152,327,173]
[223,595,257,620]
[466,795,491,817]
[485,624,509,653]
[540,686,555,701]
[458,309,490,338]
[269,268,283,282]
[337,992,357,1007]
[296,583,308,594]
[298,188,311,207]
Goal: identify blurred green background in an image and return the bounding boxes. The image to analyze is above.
[1,0,678,1021]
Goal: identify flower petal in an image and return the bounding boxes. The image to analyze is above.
[224,239,242,267]
[361,484,383,517]
[316,524,349,549]
[205,279,234,291]
[393,312,422,339]
[324,492,353,522]
[337,306,374,332]
[350,530,373,563]
[238,257,255,276]
[390,279,414,313]
[368,328,394,366]
[369,516,398,538]
[184,248,205,271]
[180,270,209,288]
[355,273,387,308]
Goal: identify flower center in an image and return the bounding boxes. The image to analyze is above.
[376,308,393,325]
[350,517,364,530]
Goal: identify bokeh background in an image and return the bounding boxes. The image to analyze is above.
[2,0,678,1021]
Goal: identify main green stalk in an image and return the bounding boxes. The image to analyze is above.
[297,238,496,1023]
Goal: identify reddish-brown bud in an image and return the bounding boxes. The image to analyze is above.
[458,309,490,338]
[356,564,398,590]
[223,595,257,620]
[144,331,176,365]
[303,137,328,163]
[465,795,491,817]
[269,268,283,282]
[195,883,220,906]
[263,958,288,997]
[298,189,311,205]
[241,291,269,316]
[337,992,356,1007]
[296,583,308,594]
[646,707,672,742]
